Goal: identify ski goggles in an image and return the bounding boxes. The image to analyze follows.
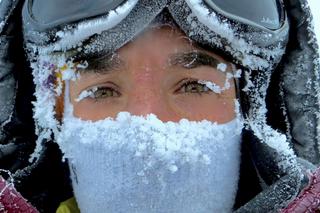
[22,0,289,70]
[24,0,285,32]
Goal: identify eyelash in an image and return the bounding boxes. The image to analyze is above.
[175,79,211,95]
[96,87,120,98]
[84,86,120,101]
[80,79,212,102]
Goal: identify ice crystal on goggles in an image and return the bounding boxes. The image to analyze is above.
[23,0,289,71]
[24,0,285,32]
[204,0,285,30]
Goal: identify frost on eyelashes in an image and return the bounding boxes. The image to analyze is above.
[198,68,242,94]
[75,87,98,102]
[217,63,227,72]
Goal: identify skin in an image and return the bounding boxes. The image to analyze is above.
[64,26,237,123]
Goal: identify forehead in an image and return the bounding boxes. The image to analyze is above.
[74,26,229,77]
[119,26,224,61]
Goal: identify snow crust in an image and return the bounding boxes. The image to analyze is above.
[249,120,297,171]
[46,0,138,52]
[28,54,80,160]
[184,0,286,70]
[57,99,243,212]
[308,0,320,52]
[59,111,243,168]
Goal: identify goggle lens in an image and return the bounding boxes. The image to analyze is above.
[28,0,284,31]
[30,0,126,28]
[204,0,284,30]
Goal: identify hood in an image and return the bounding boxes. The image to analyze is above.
[0,0,319,212]
[0,0,19,141]
[232,0,320,211]
[281,0,320,165]
[20,0,320,206]
[233,0,320,179]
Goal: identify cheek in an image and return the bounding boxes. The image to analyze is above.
[72,99,125,121]
[206,99,236,122]
[171,93,236,123]
[66,82,125,121]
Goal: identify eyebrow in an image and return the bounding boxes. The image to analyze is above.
[74,50,221,75]
[169,51,221,70]
[75,53,125,74]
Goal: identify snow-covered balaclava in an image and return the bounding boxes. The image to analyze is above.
[55,78,244,213]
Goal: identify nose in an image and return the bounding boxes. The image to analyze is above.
[124,89,180,122]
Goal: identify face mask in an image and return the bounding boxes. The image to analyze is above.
[56,78,243,213]
[56,98,243,213]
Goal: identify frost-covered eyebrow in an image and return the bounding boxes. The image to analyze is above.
[169,51,220,69]
[75,51,220,75]
[76,53,125,74]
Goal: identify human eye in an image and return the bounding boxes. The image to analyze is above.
[175,79,210,95]
[92,87,120,99]
[76,85,121,102]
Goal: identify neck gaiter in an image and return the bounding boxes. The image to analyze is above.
[56,83,243,213]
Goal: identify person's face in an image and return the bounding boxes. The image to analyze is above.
[67,26,237,123]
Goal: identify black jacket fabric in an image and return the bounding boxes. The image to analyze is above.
[0,0,319,212]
